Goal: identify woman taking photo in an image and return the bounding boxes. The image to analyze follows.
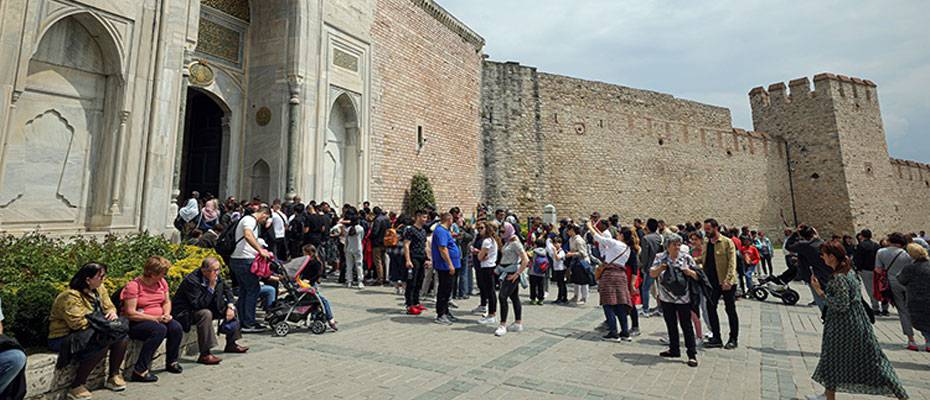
[807,240,907,400]
[48,263,129,399]
[121,256,184,382]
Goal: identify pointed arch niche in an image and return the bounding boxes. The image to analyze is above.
[0,12,125,229]
[322,92,362,208]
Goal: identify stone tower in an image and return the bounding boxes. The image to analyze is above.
[750,73,901,237]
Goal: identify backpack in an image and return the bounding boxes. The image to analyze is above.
[216,217,246,257]
[384,227,399,247]
[532,253,549,274]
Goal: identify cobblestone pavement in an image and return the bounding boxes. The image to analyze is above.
[97,252,929,400]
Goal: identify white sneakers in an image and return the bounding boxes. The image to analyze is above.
[478,316,497,325]
[494,323,523,336]
[357,282,365,289]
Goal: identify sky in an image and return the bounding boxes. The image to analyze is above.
[437,0,930,163]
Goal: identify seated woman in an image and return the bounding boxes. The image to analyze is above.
[48,263,128,399]
[171,257,248,366]
[121,256,183,382]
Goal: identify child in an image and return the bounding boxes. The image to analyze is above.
[548,236,567,304]
[742,239,761,297]
[529,239,549,305]
[286,244,338,331]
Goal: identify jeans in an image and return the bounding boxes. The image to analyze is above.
[743,263,757,292]
[808,282,826,313]
[706,286,739,343]
[552,270,568,302]
[661,301,697,358]
[760,253,773,276]
[529,275,545,301]
[602,304,630,336]
[0,349,26,393]
[231,257,260,327]
[405,258,426,307]
[128,319,183,373]
[456,258,473,297]
[259,284,276,310]
[499,278,522,323]
[476,267,497,314]
[313,286,334,321]
[640,274,654,311]
[436,269,454,318]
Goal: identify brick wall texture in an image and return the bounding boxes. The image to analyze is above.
[370,0,484,214]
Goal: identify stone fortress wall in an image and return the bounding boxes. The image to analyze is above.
[483,61,794,236]
[484,61,930,238]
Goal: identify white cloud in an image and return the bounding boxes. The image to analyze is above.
[439,0,930,163]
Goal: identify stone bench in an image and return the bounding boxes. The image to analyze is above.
[25,331,200,399]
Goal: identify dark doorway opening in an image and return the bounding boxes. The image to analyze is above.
[180,88,225,199]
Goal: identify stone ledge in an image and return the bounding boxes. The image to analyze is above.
[26,332,199,399]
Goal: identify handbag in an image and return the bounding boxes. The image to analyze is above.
[85,295,129,342]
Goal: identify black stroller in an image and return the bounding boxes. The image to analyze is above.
[265,258,328,336]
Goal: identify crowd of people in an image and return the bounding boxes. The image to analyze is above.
[0,190,926,400]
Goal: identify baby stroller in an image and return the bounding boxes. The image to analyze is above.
[265,258,329,336]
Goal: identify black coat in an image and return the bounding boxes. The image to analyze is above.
[785,233,831,284]
[853,239,880,271]
[171,269,235,332]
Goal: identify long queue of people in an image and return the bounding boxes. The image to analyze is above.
[2,191,925,399]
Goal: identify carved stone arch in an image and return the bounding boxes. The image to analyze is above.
[250,159,270,201]
[34,10,126,81]
[322,92,362,207]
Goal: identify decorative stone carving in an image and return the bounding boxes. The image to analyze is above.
[188,61,215,86]
[196,18,241,64]
[202,0,251,22]
[333,48,359,72]
[256,107,271,126]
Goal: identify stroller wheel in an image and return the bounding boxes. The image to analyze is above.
[310,320,327,335]
[273,322,290,337]
[750,287,768,302]
[781,289,800,306]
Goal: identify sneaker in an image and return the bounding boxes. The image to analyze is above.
[508,323,524,332]
[415,304,428,312]
[434,316,453,325]
[724,340,739,350]
[704,340,723,349]
[407,306,422,315]
[478,316,497,325]
[630,328,641,337]
[618,335,633,342]
[241,324,267,333]
[602,333,621,342]
[67,385,92,399]
[494,325,507,337]
[471,305,487,315]
[906,342,919,351]
[105,374,126,391]
[357,283,365,289]
[576,299,586,305]
[805,394,827,400]
[130,371,158,383]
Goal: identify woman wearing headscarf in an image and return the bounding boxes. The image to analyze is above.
[199,198,220,231]
[493,222,529,337]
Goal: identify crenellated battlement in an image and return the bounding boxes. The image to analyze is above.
[749,72,878,108]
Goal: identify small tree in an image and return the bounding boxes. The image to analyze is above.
[405,173,436,216]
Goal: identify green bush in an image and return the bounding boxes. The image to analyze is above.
[404,173,436,216]
[0,232,221,348]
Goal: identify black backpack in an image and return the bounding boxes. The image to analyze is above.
[216,217,246,257]
[659,256,689,297]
